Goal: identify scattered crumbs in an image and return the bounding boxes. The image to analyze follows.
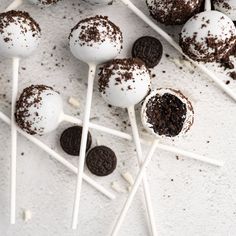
[152,74,156,78]
[199,169,202,172]
[226,80,230,85]
[171,179,174,182]
[21,152,24,156]
[176,156,179,160]
[229,71,236,80]
[23,209,32,222]
[68,97,80,108]
[162,70,166,73]
[21,67,26,70]
[165,54,170,58]
[121,172,134,186]
[206,140,210,143]
[111,181,126,193]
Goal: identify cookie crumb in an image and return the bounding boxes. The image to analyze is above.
[68,97,80,108]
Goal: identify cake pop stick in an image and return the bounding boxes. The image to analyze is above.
[69,15,123,229]
[0,111,115,200]
[98,58,157,236]
[111,140,158,236]
[10,57,19,224]
[204,0,211,11]
[119,0,236,102]
[0,10,41,224]
[111,88,197,235]
[5,0,60,11]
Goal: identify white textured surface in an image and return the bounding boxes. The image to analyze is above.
[0,0,236,235]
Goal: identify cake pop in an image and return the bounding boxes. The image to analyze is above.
[146,0,203,25]
[141,88,194,138]
[0,10,41,224]
[179,10,236,62]
[98,58,151,108]
[213,0,236,21]
[69,15,123,230]
[0,11,41,58]
[5,0,60,11]
[98,58,157,236]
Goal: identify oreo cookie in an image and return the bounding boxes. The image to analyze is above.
[132,36,163,68]
[60,126,92,156]
[86,146,117,176]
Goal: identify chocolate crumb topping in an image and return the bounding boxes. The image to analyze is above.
[179,12,236,62]
[35,0,60,5]
[15,85,58,135]
[69,15,123,47]
[0,10,41,36]
[145,92,187,137]
[146,0,203,25]
[98,58,149,94]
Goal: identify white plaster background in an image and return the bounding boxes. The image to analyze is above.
[0,0,235,235]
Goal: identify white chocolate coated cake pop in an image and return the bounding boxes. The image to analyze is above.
[69,15,123,64]
[141,88,194,138]
[15,85,63,135]
[98,58,151,108]
[179,10,236,62]
[146,0,203,25]
[0,11,41,58]
[213,0,236,21]
[27,0,60,5]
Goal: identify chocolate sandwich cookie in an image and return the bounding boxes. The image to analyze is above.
[60,126,92,156]
[86,145,117,176]
[132,36,163,68]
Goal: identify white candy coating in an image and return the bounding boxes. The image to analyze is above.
[0,11,41,58]
[146,0,202,25]
[98,58,151,108]
[180,10,236,62]
[15,85,63,135]
[141,88,194,138]
[69,15,123,64]
[214,0,236,21]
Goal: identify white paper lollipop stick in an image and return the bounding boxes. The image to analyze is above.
[72,64,96,229]
[120,0,236,102]
[5,0,23,11]
[111,139,158,236]
[0,111,115,200]
[127,106,157,236]
[204,0,211,11]
[62,114,223,167]
[10,57,20,224]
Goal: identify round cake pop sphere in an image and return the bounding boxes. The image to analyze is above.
[98,58,151,108]
[0,11,41,58]
[146,0,203,25]
[179,10,236,62]
[27,0,60,5]
[213,0,236,21]
[15,85,63,135]
[69,15,123,64]
[141,88,194,138]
